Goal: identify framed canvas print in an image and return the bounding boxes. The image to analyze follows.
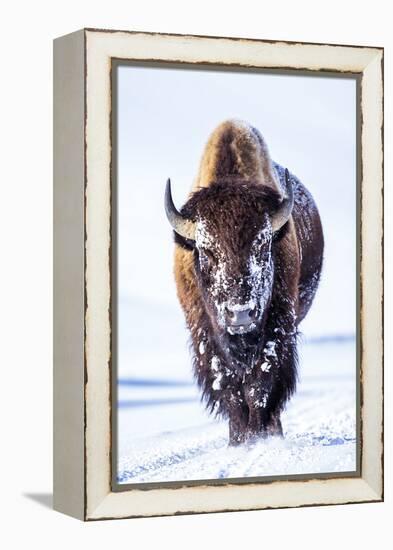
[53,28,383,520]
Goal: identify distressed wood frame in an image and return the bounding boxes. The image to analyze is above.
[53,28,383,521]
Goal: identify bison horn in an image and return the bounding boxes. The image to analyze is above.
[164,178,196,242]
[271,168,294,232]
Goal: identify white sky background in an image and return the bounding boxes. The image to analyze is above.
[116,64,357,375]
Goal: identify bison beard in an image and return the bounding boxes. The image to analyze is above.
[165,120,323,445]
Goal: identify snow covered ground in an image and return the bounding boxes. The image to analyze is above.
[117,337,357,484]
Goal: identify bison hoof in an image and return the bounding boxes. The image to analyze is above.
[228,435,246,446]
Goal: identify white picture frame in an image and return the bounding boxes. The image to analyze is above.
[53,28,383,520]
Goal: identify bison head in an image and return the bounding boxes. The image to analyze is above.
[165,174,293,339]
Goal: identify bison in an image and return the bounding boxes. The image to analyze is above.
[165,119,324,445]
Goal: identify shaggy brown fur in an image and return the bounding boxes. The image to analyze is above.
[193,120,279,191]
[171,119,323,445]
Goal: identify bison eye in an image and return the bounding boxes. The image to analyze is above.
[198,248,216,272]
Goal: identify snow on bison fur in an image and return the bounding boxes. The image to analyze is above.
[165,119,324,445]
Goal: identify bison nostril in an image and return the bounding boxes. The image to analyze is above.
[225,306,235,319]
[249,307,257,319]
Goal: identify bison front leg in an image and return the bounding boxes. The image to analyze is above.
[244,385,268,440]
[265,411,283,437]
[245,401,283,440]
[226,394,249,446]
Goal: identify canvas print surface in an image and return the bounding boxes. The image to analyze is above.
[114,64,357,486]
